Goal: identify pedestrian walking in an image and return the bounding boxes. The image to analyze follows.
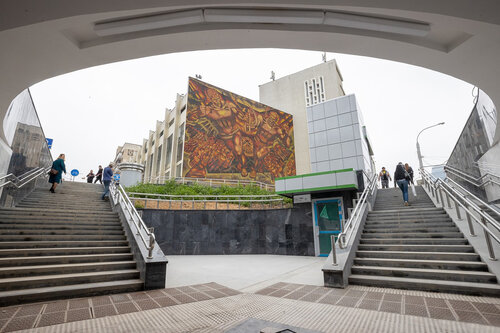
[405,163,414,184]
[86,170,95,183]
[48,153,67,193]
[394,162,410,206]
[378,167,392,188]
[94,165,103,184]
[101,162,113,200]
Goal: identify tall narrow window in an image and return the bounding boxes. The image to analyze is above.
[176,123,185,163]
[165,134,173,169]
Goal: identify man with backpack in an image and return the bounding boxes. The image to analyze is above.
[378,167,392,188]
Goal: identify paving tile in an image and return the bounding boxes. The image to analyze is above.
[115,302,139,315]
[357,299,380,311]
[345,290,365,298]
[299,292,324,303]
[176,286,198,293]
[129,292,151,301]
[155,297,179,307]
[15,304,43,317]
[188,292,212,302]
[111,294,131,303]
[94,305,118,318]
[318,295,341,305]
[271,282,288,289]
[44,301,68,313]
[472,302,500,315]
[428,306,456,321]
[454,310,488,325]
[448,300,476,312]
[337,296,359,308]
[66,308,91,323]
[325,288,346,297]
[380,301,402,314]
[364,292,384,300]
[91,296,112,306]
[383,294,402,302]
[37,311,66,327]
[0,319,7,330]
[404,304,428,317]
[68,299,90,310]
[484,314,500,327]
[299,285,319,292]
[405,295,425,306]
[425,298,448,308]
[135,299,161,311]
[268,289,290,298]
[0,307,19,320]
[282,283,303,291]
[204,290,227,299]
[218,288,240,296]
[283,291,308,300]
[163,288,185,296]
[255,288,277,295]
[3,315,37,331]
[145,290,167,298]
[170,293,197,304]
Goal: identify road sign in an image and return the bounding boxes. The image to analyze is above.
[70,169,79,177]
[113,174,121,181]
[46,138,53,149]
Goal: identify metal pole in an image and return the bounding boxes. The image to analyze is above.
[439,188,445,207]
[147,228,155,259]
[481,217,497,260]
[455,200,462,220]
[446,192,452,208]
[331,235,338,266]
[466,211,476,236]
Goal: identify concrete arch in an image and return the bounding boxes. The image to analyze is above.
[1,1,500,142]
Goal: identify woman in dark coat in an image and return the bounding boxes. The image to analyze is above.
[49,153,67,193]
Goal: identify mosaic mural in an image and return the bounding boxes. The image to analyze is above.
[183,78,296,183]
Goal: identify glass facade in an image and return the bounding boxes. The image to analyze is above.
[0,89,52,206]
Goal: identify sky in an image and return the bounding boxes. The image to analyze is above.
[29,48,474,182]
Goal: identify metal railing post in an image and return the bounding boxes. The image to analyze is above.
[454,200,462,220]
[439,188,445,207]
[148,227,155,259]
[446,192,452,208]
[331,235,338,266]
[481,216,497,260]
[465,210,476,236]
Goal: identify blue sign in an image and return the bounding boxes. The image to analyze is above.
[113,174,121,181]
[70,169,79,177]
[46,138,53,149]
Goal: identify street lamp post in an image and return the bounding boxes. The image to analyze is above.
[416,122,445,169]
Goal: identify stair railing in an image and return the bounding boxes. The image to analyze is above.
[444,165,500,189]
[331,172,377,265]
[110,182,156,259]
[0,166,51,190]
[420,168,500,260]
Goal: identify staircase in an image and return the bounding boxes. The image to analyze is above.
[0,181,143,306]
[349,186,500,296]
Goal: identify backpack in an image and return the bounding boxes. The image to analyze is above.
[381,171,388,180]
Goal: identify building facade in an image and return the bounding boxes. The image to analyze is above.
[114,143,142,165]
[259,59,345,175]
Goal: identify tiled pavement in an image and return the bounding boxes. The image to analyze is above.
[256,283,500,327]
[0,283,239,332]
[1,283,500,332]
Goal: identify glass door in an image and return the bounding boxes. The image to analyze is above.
[313,199,343,257]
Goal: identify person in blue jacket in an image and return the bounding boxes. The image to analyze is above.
[101,162,114,200]
[49,153,67,193]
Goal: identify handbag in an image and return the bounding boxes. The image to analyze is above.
[411,183,417,197]
[50,168,59,175]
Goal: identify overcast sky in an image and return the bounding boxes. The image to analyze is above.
[29,48,474,182]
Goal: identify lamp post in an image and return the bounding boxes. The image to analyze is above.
[416,122,445,170]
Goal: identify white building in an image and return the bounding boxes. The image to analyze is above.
[259,59,345,175]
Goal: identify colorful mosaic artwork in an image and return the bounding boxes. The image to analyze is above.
[183,78,296,183]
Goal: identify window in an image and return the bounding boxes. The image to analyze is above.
[159,130,164,138]
[176,163,182,177]
[169,118,175,127]
[180,105,186,113]
[156,146,162,173]
[165,134,173,169]
[176,123,185,163]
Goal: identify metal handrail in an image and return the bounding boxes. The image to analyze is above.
[445,165,500,188]
[0,167,51,190]
[420,168,499,260]
[110,183,156,259]
[141,175,275,190]
[331,172,378,265]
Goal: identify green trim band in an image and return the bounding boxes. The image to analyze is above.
[275,168,354,181]
[276,184,357,194]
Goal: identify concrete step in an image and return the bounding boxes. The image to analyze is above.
[0,253,134,267]
[0,279,144,306]
[0,229,124,236]
[348,275,500,297]
[359,238,468,245]
[361,232,463,239]
[365,218,453,224]
[0,246,131,257]
[0,234,127,241]
[353,257,489,271]
[356,250,480,261]
[368,210,446,217]
[15,204,112,211]
[0,269,140,291]
[350,265,497,283]
[0,261,137,278]
[0,223,123,231]
[362,227,460,233]
[0,207,117,216]
[363,222,456,229]
[357,244,475,253]
[0,240,129,249]
[0,217,121,224]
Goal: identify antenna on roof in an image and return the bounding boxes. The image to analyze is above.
[195,74,202,79]
[270,71,275,81]
[322,52,327,63]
